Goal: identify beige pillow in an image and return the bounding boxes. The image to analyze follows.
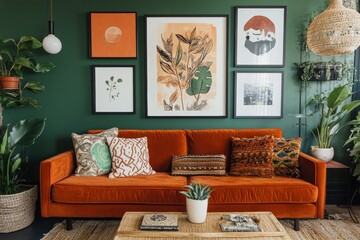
[107,137,156,178]
[71,128,118,176]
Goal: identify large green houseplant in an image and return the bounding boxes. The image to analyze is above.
[344,111,360,182]
[0,36,54,123]
[301,84,360,161]
[0,118,46,232]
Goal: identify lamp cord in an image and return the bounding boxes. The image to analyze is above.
[50,0,53,22]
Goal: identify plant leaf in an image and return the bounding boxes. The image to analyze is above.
[157,46,172,63]
[159,61,175,75]
[8,118,46,148]
[186,66,212,96]
[176,34,190,44]
[11,157,21,173]
[23,81,45,93]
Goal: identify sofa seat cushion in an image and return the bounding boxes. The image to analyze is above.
[189,175,318,204]
[52,173,187,204]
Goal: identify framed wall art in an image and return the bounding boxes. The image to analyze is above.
[89,12,137,58]
[145,15,228,118]
[92,65,135,114]
[235,6,286,67]
[234,71,283,118]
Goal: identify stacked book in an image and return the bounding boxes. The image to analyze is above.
[140,214,179,231]
[220,214,262,232]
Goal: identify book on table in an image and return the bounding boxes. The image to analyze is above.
[220,214,262,232]
[140,213,179,231]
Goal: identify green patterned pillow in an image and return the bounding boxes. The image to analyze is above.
[72,128,118,176]
[273,137,302,178]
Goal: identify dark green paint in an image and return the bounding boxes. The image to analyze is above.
[1,0,351,182]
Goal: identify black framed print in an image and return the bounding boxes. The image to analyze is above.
[145,15,228,118]
[92,65,135,114]
[235,6,286,67]
[234,71,283,118]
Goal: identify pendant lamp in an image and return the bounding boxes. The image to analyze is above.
[42,0,62,54]
[307,0,360,56]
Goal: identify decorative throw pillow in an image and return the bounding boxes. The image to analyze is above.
[107,137,156,178]
[273,137,302,178]
[72,127,118,176]
[171,154,226,176]
[230,135,275,177]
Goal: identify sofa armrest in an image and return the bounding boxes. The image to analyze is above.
[40,150,75,217]
[298,152,326,218]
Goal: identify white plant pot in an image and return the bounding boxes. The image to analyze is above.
[311,146,334,162]
[186,198,208,224]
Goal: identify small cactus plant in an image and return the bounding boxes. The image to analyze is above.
[179,182,212,200]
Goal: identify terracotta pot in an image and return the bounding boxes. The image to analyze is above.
[0,76,20,90]
[311,146,334,162]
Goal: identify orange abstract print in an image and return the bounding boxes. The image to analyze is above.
[243,15,275,36]
[90,12,136,58]
[107,137,155,178]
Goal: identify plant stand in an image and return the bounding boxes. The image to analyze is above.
[0,185,38,233]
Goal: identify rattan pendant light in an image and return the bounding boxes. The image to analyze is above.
[307,0,360,56]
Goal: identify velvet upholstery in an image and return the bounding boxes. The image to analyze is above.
[40,128,326,221]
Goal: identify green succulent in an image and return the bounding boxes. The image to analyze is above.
[179,182,212,200]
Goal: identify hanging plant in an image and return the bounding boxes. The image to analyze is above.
[295,60,353,86]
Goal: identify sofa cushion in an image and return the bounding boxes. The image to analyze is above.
[273,137,302,178]
[186,128,282,168]
[230,135,275,177]
[107,137,156,178]
[72,128,118,176]
[171,154,226,176]
[88,129,188,172]
[52,172,187,204]
[189,175,318,204]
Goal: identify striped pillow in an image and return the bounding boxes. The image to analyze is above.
[171,154,226,176]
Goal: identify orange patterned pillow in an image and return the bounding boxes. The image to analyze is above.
[107,137,156,178]
[230,135,275,177]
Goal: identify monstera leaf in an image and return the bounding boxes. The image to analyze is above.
[186,66,212,96]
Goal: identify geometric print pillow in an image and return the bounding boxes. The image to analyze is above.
[230,135,275,178]
[71,127,118,176]
[106,137,156,178]
[273,137,302,178]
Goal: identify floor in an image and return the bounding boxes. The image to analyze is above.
[1,205,359,240]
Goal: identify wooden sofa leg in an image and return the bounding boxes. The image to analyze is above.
[294,219,300,231]
[66,218,73,230]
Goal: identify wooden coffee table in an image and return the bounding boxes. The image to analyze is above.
[114,211,290,239]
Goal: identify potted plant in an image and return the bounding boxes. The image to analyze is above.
[180,181,213,224]
[0,36,54,90]
[299,84,360,162]
[0,118,46,233]
[296,61,347,83]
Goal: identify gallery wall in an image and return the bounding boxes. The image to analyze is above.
[1,0,346,181]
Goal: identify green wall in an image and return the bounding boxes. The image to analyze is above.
[2,0,343,182]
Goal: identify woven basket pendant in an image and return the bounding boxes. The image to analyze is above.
[307,0,360,56]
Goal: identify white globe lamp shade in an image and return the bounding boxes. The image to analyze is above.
[43,34,62,54]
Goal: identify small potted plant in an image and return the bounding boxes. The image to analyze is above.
[0,118,46,232]
[298,84,360,162]
[180,181,213,224]
[0,36,54,89]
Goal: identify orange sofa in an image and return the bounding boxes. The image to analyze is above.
[40,128,326,230]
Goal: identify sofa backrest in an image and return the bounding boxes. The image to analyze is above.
[186,128,283,168]
[88,128,282,172]
[89,129,187,172]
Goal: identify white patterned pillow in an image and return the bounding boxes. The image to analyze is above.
[107,137,156,178]
[72,128,118,176]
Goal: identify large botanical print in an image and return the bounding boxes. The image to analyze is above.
[146,15,228,117]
